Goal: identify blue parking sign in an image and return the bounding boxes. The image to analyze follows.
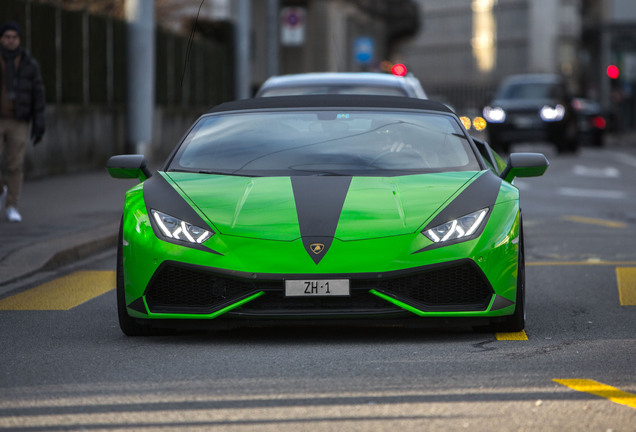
[354,37,374,64]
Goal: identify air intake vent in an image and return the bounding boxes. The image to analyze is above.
[145,264,270,314]
[373,261,493,311]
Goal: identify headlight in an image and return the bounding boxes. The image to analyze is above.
[459,116,472,130]
[423,209,489,243]
[472,116,487,131]
[151,209,213,244]
[539,104,565,121]
[483,106,506,123]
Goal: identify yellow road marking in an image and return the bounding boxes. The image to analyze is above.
[554,379,636,409]
[562,215,627,229]
[0,271,115,311]
[495,330,528,341]
[616,267,636,306]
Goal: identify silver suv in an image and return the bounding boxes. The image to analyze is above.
[256,72,427,99]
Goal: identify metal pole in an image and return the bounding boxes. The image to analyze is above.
[600,26,612,111]
[267,0,279,78]
[125,0,155,156]
[83,8,89,105]
[55,4,62,103]
[106,16,114,106]
[236,0,251,99]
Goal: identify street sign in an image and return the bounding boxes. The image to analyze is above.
[354,37,374,64]
[280,7,306,46]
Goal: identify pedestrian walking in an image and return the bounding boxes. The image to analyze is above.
[0,21,46,223]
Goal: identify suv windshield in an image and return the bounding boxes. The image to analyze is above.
[497,83,561,100]
[168,110,480,176]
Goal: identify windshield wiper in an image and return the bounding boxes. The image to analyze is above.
[288,164,363,176]
[290,169,347,176]
[169,168,260,177]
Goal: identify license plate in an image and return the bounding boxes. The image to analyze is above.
[513,115,535,128]
[285,279,350,297]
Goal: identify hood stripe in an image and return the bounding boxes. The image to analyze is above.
[143,173,222,255]
[144,174,209,228]
[423,171,502,230]
[291,176,352,264]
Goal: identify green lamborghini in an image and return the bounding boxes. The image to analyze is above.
[107,95,548,336]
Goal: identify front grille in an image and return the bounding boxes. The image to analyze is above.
[145,264,273,314]
[370,261,493,311]
[144,260,493,315]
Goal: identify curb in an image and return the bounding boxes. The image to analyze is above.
[0,222,119,287]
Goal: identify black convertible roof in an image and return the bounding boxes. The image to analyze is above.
[209,95,453,114]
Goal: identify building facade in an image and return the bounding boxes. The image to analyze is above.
[395,0,582,112]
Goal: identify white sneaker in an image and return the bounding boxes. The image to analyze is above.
[6,206,22,223]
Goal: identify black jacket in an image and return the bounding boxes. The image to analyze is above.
[2,48,46,134]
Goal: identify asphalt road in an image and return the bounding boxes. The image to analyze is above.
[1,143,635,431]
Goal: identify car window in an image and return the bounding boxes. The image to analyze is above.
[473,138,506,175]
[335,86,408,96]
[169,110,480,177]
[259,85,408,97]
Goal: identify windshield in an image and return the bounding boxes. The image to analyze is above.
[168,110,480,177]
[497,83,562,100]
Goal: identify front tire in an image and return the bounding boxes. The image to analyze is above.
[556,121,579,154]
[492,227,526,332]
[117,219,153,336]
[593,131,604,147]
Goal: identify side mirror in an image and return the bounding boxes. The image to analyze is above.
[106,154,152,182]
[500,153,549,183]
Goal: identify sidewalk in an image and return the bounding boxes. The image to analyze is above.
[0,170,137,287]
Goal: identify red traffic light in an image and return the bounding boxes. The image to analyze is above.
[391,63,407,77]
[607,64,620,79]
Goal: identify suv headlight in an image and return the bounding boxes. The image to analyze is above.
[540,104,565,121]
[483,106,506,123]
[151,209,213,244]
[423,209,489,244]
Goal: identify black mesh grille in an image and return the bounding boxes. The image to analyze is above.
[144,261,493,315]
[145,264,271,313]
[371,261,493,311]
